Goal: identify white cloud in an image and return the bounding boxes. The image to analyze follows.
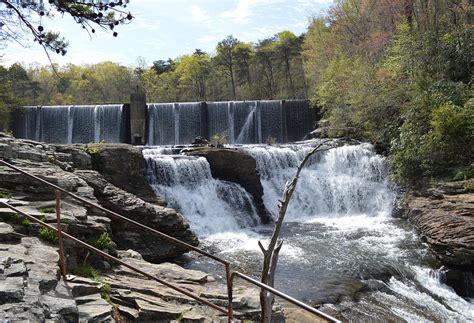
[191,5,212,25]
[198,34,223,44]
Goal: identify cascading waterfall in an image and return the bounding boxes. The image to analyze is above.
[143,148,260,236]
[17,105,125,144]
[241,143,394,220]
[143,141,473,321]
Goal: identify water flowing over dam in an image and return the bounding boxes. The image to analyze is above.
[12,105,128,144]
[143,141,474,321]
[12,100,314,145]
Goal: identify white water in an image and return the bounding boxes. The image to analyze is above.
[143,142,473,321]
[143,149,260,236]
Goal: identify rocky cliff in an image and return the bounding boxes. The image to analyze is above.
[397,180,474,296]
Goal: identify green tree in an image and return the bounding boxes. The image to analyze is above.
[175,52,211,101]
[1,0,133,56]
[216,35,239,99]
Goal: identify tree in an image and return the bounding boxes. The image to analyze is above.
[275,31,300,97]
[254,38,278,99]
[216,35,239,99]
[258,140,338,322]
[152,59,175,76]
[0,0,133,57]
[175,53,211,101]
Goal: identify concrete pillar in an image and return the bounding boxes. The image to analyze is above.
[130,87,147,145]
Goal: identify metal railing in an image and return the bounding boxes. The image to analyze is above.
[0,159,340,323]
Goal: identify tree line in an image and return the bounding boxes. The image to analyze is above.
[1,0,473,185]
[0,30,306,109]
[303,0,473,184]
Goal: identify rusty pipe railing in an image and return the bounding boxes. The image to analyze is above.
[0,159,235,318]
[231,272,341,322]
[0,158,340,322]
[0,201,228,315]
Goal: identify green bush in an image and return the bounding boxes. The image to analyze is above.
[88,232,113,250]
[21,218,31,227]
[38,227,57,243]
[0,191,13,199]
[69,264,99,281]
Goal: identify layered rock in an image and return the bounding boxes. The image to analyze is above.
[183,147,270,223]
[82,143,165,205]
[399,180,474,296]
[401,180,474,268]
[75,170,198,262]
[0,235,114,322]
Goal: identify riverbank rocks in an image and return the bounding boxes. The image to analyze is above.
[74,170,198,262]
[0,237,114,322]
[183,146,271,223]
[402,180,474,269]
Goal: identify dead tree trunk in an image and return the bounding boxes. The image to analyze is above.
[258,139,335,322]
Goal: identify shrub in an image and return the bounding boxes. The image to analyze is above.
[38,227,57,243]
[69,264,99,281]
[21,218,31,227]
[88,232,113,250]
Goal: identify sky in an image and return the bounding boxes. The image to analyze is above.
[2,0,333,67]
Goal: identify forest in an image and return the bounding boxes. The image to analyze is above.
[1,0,473,185]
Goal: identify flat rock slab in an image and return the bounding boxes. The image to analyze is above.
[0,222,21,242]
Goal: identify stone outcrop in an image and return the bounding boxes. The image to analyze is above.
[0,133,198,262]
[400,180,474,268]
[74,170,198,262]
[103,252,266,322]
[0,236,114,322]
[183,147,271,223]
[83,143,165,205]
[399,180,474,296]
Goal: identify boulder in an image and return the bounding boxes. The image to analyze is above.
[183,147,270,223]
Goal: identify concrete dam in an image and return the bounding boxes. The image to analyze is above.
[11,100,315,145]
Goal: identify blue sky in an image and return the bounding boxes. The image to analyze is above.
[2,0,333,67]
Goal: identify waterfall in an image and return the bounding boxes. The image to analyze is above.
[240,143,395,221]
[143,148,260,236]
[16,105,125,144]
[146,100,312,145]
[142,141,473,321]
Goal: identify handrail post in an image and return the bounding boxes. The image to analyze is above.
[55,190,68,280]
[226,264,234,322]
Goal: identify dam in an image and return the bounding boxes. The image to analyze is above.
[11,100,315,145]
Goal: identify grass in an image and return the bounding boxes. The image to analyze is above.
[69,264,116,307]
[0,191,13,199]
[88,232,113,250]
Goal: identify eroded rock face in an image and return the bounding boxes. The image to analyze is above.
[85,144,165,205]
[183,147,270,223]
[402,181,474,269]
[75,170,198,262]
[0,134,197,262]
